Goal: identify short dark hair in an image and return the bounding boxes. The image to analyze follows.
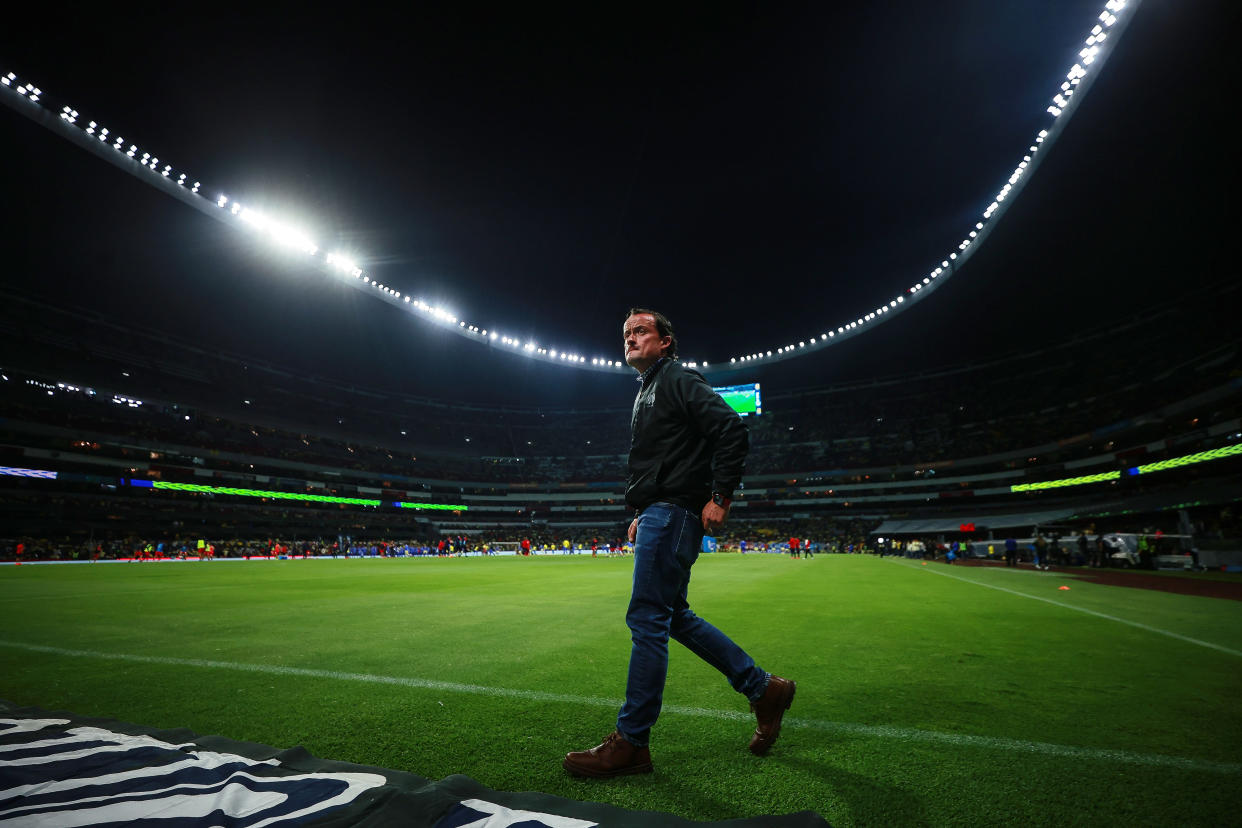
[625,307,678,359]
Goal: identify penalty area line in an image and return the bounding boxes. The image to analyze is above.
[1,639,1238,775]
[885,558,1242,658]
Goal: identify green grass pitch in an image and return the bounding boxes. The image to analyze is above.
[2,554,1240,826]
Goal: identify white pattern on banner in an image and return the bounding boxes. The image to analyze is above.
[0,719,384,828]
[437,798,598,828]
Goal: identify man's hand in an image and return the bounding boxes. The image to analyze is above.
[702,500,730,534]
[628,518,638,543]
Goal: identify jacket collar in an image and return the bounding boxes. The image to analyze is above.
[636,356,668,386]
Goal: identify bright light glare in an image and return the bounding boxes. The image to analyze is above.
[2,0,1132,374]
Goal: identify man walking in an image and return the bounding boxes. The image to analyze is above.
[564,308,795,778]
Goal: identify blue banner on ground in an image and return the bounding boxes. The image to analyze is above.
[0,701,829,827]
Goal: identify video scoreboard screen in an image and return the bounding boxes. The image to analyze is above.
[712,382,762,416]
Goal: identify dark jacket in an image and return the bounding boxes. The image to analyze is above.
[626,359,749,513]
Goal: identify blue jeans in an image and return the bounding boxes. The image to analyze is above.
[616,502,768,747]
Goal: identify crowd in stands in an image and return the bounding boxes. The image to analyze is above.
[3,285,1241,558]
[3,327,1238,494]
[8,507,1234,566]
[4,284,1240,491]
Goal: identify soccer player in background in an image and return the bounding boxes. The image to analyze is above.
[564,308,796,778]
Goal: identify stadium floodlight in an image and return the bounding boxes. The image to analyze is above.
[0,0,1137,376]
[326,251,362,277]
[266,222,318,255]
[237,207,266,229]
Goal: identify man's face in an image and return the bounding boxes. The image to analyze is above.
[623,313,670,371]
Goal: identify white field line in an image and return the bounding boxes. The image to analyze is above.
[1,640,1237,775]
[885,559,1242,658]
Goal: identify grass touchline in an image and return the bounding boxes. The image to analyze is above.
[884,558,1242,657]
[1,637,1237,775]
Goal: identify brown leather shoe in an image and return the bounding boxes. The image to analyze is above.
[563,730,653,778]
[749,675,796,755]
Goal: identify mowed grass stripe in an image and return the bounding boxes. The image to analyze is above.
[882,558,1242,657]
[3,638,1238,776]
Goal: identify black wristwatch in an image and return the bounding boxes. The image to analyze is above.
[711,491,732,507]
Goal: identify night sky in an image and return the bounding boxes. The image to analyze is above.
[0,1,1231,407]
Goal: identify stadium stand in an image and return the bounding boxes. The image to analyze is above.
[2,280,1240,564]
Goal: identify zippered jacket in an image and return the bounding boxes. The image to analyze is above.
[625,358,749,514]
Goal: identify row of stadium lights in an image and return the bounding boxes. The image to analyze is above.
[25,378,100,398]
[50,97,205,195]
[23,375,147,409]
[731,2,1128,365]
[1,0,1129,373]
